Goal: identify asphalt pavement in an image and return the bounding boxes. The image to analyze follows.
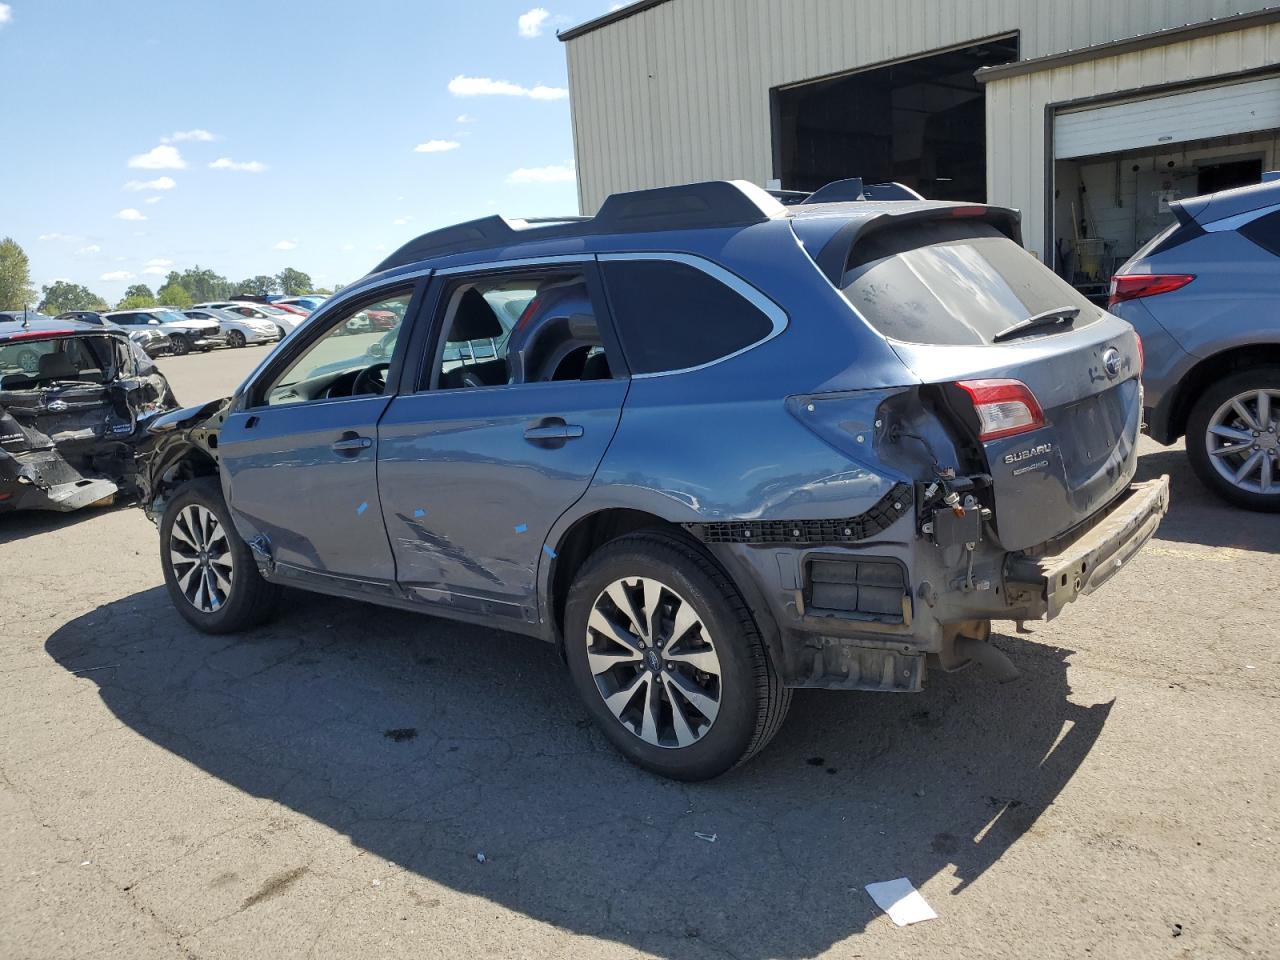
[1,345,1277,959]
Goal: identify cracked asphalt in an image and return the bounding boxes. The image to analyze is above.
[2,348,1278,959]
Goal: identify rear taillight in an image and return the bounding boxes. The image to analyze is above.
[1108,273,1195,307]
[956,379,1045,442]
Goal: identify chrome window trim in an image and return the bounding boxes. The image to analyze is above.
[433,253,594,276]
[596,252,789,379]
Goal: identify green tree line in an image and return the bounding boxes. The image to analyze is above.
[0,236,335,313]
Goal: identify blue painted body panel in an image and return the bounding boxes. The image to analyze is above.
[219,397,395,581]
[376,379,629,619]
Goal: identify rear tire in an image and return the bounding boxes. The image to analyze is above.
[564,532,791,781]
[159,477,279,633]
[1186,367,1280,512]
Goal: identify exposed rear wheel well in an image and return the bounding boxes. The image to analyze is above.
[152,446,219,515]
[550,509,689,645]
[1169,344,1280,440]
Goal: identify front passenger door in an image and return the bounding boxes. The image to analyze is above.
[217,284,421,586]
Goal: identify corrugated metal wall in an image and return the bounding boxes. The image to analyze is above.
[564,0,1279,212]
[985,19,1280,259]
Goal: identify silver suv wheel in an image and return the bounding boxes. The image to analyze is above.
[586,576,722,749]
[1206,388,1280,495]
[168,504,234,612]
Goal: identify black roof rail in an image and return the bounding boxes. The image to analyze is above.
[373,180,783,273]
[800,178,926,204]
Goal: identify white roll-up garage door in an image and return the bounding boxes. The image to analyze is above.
[1054,75,1280,160]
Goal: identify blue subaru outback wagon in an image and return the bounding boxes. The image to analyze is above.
[140,181,1168,780]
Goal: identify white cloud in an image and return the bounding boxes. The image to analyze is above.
[166,129,217,142]
[38,232,78,242]
[124,176,176,192]
[144,258,173,268]
[75,244,101,255]
[518,7,550,37]
[210,157,266,173]
[127,144,186,170]
[0,5,12,26]
[507,162,575,184]
[456,114,474,124]
[340,243,355,252]
[414,139,461,154]
[448,75,568,100]
[393,217,411,225]
[274,240,297,251]
[115,208,147,221]
[142,266,169,276]
[100,271,135,282]
[144,195,165,204]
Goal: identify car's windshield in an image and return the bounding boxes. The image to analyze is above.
[0,334,130,385]
[151,310,189,324]
[253,304,290,316]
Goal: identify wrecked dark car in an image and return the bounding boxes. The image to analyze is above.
[0,318,178,513]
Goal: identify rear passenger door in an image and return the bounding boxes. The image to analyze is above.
[377,259,629,625]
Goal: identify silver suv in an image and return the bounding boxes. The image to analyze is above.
[1111,177,1280,510]
[105,308,225,356]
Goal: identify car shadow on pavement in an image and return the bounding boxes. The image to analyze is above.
[0,500,130,546]
[1134,449,1280,554]
[46,589,1109,959]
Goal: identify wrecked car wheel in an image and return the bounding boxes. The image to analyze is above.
[160,477,279,633]
[170,334,191,357]
[564,532,791,781]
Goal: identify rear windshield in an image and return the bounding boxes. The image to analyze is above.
[839,221,1099,346]
[0,335,130,385]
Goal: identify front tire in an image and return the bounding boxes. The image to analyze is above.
[564,532,791,781]
[170,334,191,356]
[159,477,279,633]
[227,330,246,348]
[1186,367,1280,511]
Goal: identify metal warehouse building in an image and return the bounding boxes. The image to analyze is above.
[561,1,1280,295]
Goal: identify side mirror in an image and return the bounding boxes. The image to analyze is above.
[367,341,387,359]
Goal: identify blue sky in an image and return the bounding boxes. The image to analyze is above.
[1,0,619,302]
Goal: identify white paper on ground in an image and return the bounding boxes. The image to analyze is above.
[864,878,938,927]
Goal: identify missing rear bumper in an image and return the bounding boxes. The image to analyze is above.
[1004,476,1170,620]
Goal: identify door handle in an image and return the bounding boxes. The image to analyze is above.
[524,419,585,442]
[331,434,373,454]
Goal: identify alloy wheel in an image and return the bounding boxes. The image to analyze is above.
[168,504,234,613]
[1206,388,1280,495]
[227,330,246,348]
[586,577,722,749]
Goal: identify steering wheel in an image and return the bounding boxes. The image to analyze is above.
[352,362,390,396]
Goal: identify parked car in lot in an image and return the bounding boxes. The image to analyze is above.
[54,311,173,357]
[182,308,279,348]
[193,302,304,338]
[1,318,177,512]
[105,308,224,356]
[277,295,327,312]
[139,180,1168,780]
[1110,177,1280,510]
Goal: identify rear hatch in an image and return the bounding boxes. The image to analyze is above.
[835,213,1142,551]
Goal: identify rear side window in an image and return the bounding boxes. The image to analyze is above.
[1240,210,1280,257]
[839,221,1099,346]
[601,259,776,374]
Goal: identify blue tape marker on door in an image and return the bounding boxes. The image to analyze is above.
[543,544,557,559]
[357,502,369,515]
[514,523,529,534]
[414,509,426,518]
